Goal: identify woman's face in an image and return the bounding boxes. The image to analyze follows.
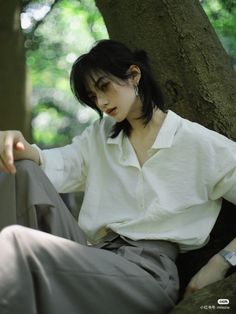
[86,68,141,123]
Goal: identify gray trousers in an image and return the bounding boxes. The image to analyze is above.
[0,160,179,314]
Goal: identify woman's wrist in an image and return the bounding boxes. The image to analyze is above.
[208,253,230,275]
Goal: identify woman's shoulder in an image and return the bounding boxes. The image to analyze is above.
[177,113,235,149]
[172,114,236,171]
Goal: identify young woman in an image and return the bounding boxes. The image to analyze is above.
[0,40,236,314]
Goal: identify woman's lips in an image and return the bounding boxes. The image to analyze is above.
[106,107,117,116]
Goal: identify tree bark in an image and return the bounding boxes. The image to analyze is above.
[170,273,236,313]
[95,0,236,139]
[95,0,236,311]
[0,0,31,139]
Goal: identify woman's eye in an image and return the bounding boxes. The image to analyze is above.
[100,82,109,91]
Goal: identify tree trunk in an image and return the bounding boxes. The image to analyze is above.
[0,0,31,140]
[95,0,236,140]
[170,273,236,314]
[95,0,236,311]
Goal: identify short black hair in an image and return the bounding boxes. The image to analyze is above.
[70,39,165,137]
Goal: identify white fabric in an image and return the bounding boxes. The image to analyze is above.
[38,111,236,252]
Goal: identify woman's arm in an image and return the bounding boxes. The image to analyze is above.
[184,238,236,297]
[0,130,40,174]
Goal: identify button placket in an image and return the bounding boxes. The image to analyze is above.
[136,170,145,211]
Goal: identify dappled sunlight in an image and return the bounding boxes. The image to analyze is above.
[21,0,108,148]
[202,0,236,61]
[21,5,51,30]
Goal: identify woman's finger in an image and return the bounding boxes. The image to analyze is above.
[0,154,15,173]
[4,134,14,163]
[15,141,25,151]
[0,155,7,172]
[2,133,16,173]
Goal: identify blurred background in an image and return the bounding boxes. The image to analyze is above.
[21,0,108,148]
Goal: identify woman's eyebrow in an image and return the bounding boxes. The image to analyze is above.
[86,75,108,95]
[94,76,108,87]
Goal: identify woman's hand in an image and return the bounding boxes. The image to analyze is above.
[184,254,229,298]
[0,130,27,173]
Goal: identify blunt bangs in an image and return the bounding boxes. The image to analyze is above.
[70,56,104,118]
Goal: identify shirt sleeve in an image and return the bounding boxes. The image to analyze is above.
[207,132,236,205]
[39,124,95,193]
[217,168,236,204]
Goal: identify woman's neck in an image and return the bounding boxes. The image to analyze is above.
[128,108,166,137]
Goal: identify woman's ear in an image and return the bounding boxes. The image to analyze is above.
[127,65,141,84]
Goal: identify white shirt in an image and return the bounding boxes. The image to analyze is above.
[39,110,236,252]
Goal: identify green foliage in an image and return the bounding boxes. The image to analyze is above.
[201,0,236,59]
[22,0,108,148]
[31,87,98,147]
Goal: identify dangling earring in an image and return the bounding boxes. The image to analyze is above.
[134,84,139,96]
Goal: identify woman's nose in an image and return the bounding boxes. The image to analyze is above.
[97,95,108,110]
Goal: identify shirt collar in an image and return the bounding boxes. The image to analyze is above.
[152,110,181,149]
[106,128,124,146]
[106,110,181,149]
